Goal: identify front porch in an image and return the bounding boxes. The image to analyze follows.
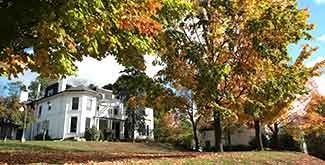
[95,117,125,140]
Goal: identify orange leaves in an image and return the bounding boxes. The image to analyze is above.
[146,1,162,15]
[0,48,37,78]
[287,87,325,137]
[119,0,162,36]
[127,96,147,109]
[120,16,161,36]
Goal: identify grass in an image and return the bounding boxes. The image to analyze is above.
[0,140,323,164]
[0,140,176,153]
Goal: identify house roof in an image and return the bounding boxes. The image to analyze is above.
[34,85,98,103]
[65,85,98,93]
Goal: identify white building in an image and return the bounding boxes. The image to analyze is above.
[199,126,255,148]
[198,121,256,148]
[26,80,154,140]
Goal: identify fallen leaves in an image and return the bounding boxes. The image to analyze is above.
[0,151,324,165]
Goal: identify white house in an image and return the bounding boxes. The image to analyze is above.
[199,126,255,148]
[198,121,256,148]
[25,80,154,140]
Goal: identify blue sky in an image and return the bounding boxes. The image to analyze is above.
[1,0,325,96]
[289,0,325,61]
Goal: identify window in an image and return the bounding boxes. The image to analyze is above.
[48,102,51,111]
[85,118,91,130]
[38,106,42,118]
[70,117,78,133]
[72,97,79,110]
[87,98,93,111]
[114,107,119,115]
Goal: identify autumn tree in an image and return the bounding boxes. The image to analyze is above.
[158,0,313,152]
[264,47,325,150]
[110,68,161,141]
[0,0,190,78]
[285,80,325,142]
[175,89,211,151]
[0,95,35,140]
[239,45,325,151]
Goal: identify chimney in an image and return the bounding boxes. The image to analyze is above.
[58,79,67,92]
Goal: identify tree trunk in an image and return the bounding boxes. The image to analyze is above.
[214,111,223,152]
[227,129,232,150]
[272,123,279,150]
[227,130,231,144]
[254,120,264,151]
[42,130,46,141]
[132,110,136,143]
[190,116,199,151]
[301,136,308,154]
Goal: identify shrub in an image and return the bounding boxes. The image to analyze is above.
[100,128,113,141]
[84,127,101,141]
[278,133,300,151]
[248,134,269,149]
[306,134,325,160]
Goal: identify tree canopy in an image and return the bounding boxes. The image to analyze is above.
[157,0,322,151]
[0,0,191,78]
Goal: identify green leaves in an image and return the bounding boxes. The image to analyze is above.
[0,0,192,78]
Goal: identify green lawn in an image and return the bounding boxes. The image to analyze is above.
[0,140,323,164]
[0,140,176,153]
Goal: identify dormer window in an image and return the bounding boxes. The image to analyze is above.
[47,89,54,96]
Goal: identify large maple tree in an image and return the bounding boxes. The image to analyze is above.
[158,0,315,152]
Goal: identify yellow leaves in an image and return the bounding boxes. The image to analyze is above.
[294,44,318,69]
[27,56,35,65]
